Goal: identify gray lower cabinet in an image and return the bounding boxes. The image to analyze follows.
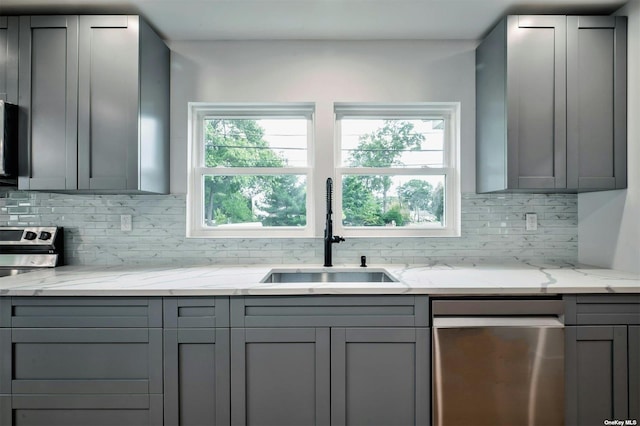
[564,294,640,426]
[331,328,430,426]
[565,325,628,425]
[162,297,230,426]
[228,296,430,426]
[0,16,19,103]
[476,15,627,193]
[17,14,169,193]
[0,297,164,426]
[630,326,640,420]
[231,327,331,426]
[164,328,230,426]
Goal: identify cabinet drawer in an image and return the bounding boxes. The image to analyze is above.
[1,328,162,395]
[8,297,162,328]
[0,394,162,426]
[163,297,229,328]
[231,295,429,327]
[565,294,640,325]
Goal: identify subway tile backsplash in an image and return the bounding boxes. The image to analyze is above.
[0,191,578,266]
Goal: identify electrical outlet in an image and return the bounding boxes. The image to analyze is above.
[121,215,132,232]
[525,213,537,231]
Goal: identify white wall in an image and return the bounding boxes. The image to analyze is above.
[169,40,477,195]
[578,0,640,273]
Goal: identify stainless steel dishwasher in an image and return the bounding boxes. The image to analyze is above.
[432,299,565,426]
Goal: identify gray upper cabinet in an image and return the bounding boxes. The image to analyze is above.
[476,15,627,193]
[0,16,19,103]
[18,15,169,194]
[18,16,79,191]
[566,16,627,191]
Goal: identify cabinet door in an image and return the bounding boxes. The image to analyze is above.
[630,326,640,420]
[18,16,78,190]
[507,15,567,190]
[566,326,628,426]
[331,328,429,426]
[567,16,627,191]
[231,328,330,426]
[77,16,139,191]
[164,328,230,426]
[0,16,19,103]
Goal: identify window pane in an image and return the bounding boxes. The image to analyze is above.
[341,119,444,168]
[341,175,445,228]
[204,118,307,167]
[203,175,307,227]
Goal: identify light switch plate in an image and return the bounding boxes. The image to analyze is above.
[525,213,537,231]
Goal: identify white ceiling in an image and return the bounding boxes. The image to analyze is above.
[0,0,628,41]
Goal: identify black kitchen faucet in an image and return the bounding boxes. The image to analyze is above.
[324,177,345,267]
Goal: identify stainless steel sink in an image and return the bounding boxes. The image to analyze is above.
[261,269,397,283]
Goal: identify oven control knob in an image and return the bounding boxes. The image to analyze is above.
[24,231,37,240]
[39,231,52,240]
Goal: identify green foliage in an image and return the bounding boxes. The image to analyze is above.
[203,119,306,227]
[431,182,444,222]
[342,176,383,226]
[203,118,444,229]
[381,204,409,226]
[258,176,307,227]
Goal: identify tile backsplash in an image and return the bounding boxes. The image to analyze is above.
[0,191,578,266]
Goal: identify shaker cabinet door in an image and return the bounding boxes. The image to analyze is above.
[0,16,19,104]
[330,328,430,426]
[78,16,139,191]
[164,328,230,426]
[566,16,627,191]
[565,325,629,426]
[18,16,78,190]
[506,15,567,190]
[630,326,640,420]
[230,328,330,426]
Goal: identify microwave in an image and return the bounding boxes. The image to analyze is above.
[0,100,18,179]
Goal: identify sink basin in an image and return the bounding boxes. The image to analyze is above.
[261,269,397,283]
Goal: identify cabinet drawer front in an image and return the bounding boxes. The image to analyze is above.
[4,394,162,426]
[10,297,162,328]
[231,295,429,327]
[7,328,162,395]
[565,294,640,325]
[163,297,229,328]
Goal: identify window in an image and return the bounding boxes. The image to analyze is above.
[187,102,460,238]
[334,104,460,237]
[187,104,314,237]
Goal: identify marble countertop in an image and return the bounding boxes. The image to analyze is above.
[0,262,638,296]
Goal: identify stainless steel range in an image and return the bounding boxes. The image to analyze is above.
[0,226,64,277]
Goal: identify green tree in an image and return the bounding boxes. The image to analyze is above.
[258,175,307,226]
[431,182,445,223]
[342,175,383,226]
[203,119,306,226]
[348,120,425,212]
[381,203,409,226]
[398,179,433,222]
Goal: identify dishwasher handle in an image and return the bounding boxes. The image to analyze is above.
[432,299,564,318]
[433,316,564,328]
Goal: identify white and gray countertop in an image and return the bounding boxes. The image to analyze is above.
[0,262,638,296]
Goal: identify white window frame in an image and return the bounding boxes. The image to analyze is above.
[186,103,315,238]
[333,103,461,238]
